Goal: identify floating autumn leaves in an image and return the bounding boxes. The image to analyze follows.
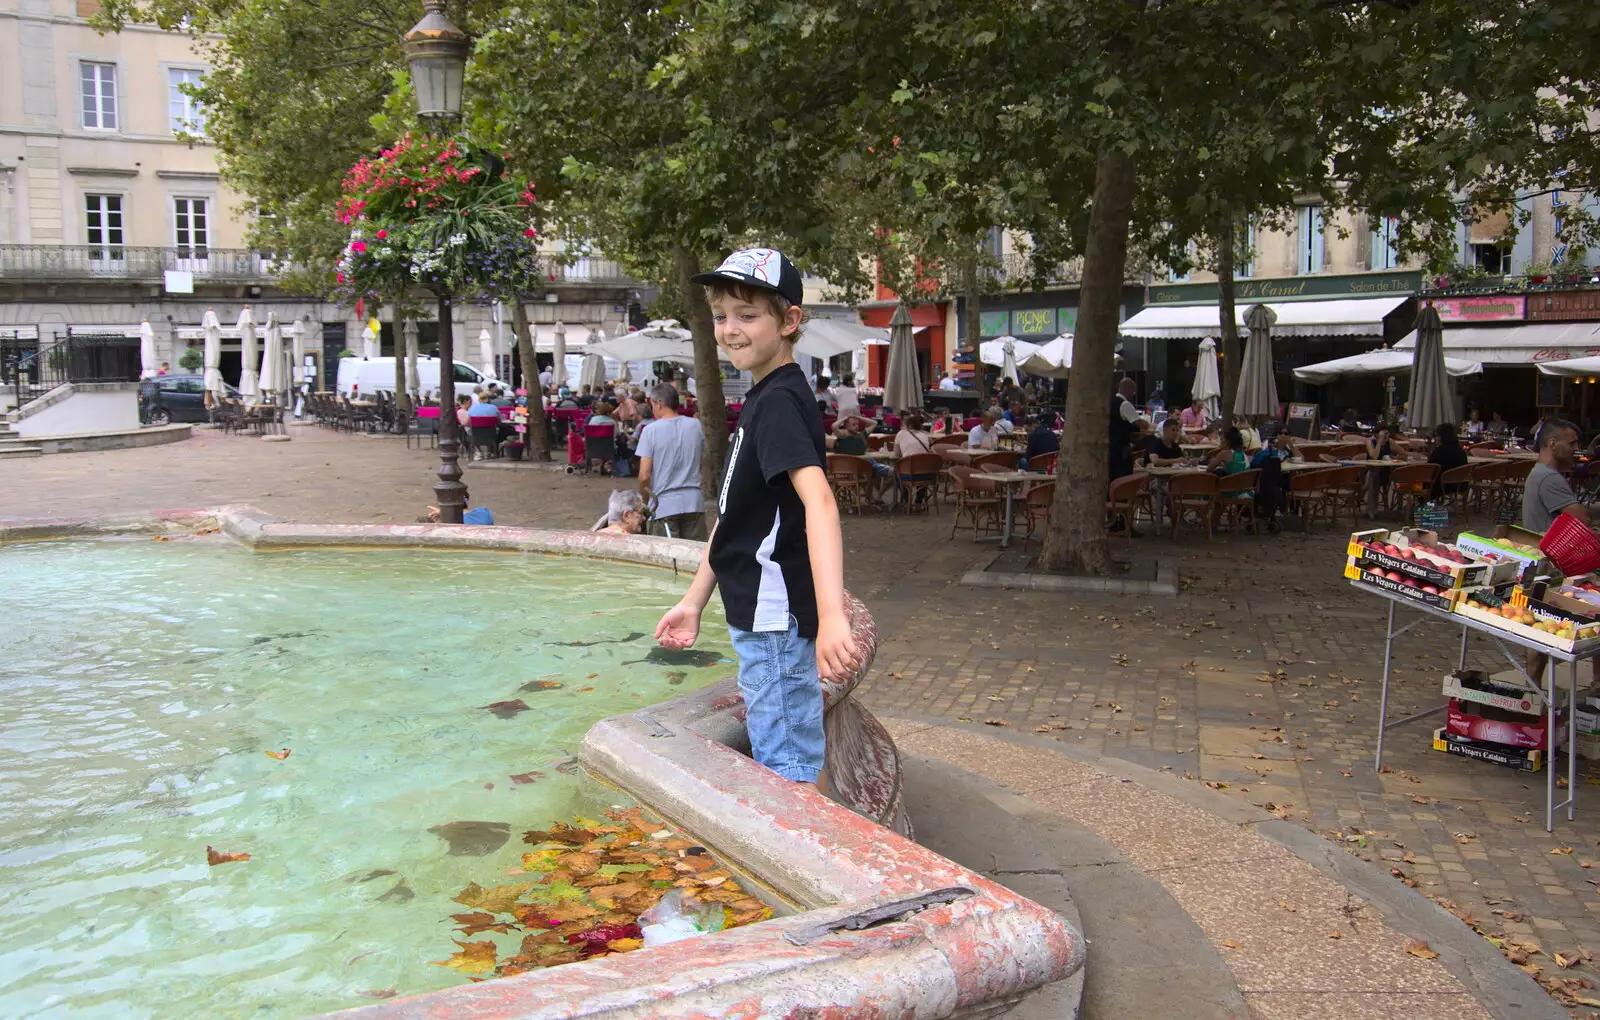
[206,846,250,866]
[265,748,291,760]
[432,807,773,977]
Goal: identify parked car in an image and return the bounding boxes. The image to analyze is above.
[335,356,503,402]
[139,375,239,424]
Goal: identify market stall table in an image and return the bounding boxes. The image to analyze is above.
[1356,582,1591,832]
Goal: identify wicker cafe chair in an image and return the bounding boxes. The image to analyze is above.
[1215,468,1261,534]
[1467,461,1500,515]
[1167,471,1220,539]
[895,452,943,514]
[948,465,1003,540]
[1494,460,1535,517]
[1022,480,1056,541]
[1322,465,1366,526]
[970,450,1023,471]
[1436,464,1474,514]
[1286,467,1338,532]
[1029,451,1059,475]
[1386,462,1439,523]
[826,453,877,515]
[1106,472,1150,541]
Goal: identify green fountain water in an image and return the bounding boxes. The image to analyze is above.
[0,539,729,1018]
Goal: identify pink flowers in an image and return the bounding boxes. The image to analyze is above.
[350,240,368,254]
[376,229,388,240]
[524,228,537,238]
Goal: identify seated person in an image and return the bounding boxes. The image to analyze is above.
[1250,431,1295,468]
[575,385,597,409]
[929,407,956,435]
[830,416,870,455]
[1024,414,1060,465]
[615,390,642,424]
[1429,422,1469,499]
[1141,418,1187,466]
[592,490,647,534]
[1366,427,1396,462]
[1338,407,1364,433]
[1178,399,1209,432]
[454,394,473,427]
[1487,411,1510,436]
[1231,414,1262,452]
[1207,427,1249,476]
[555,387,580,409]
[968,410,1001,450]
[895,413,936,458]
[587,402,618,427]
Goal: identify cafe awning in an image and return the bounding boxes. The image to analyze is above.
[1294,347,1483,384]
[1119,296,1409,339]
[1393,321,1600,365]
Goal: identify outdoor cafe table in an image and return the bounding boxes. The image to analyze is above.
[1352,581,1591,832]
[938,446,979,466]
[980,470,1052,548]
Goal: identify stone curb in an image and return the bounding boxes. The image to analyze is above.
[882,714,1570,1020]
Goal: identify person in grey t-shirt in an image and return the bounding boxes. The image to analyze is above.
[635,383,708,541]
[1523,418,1589,532]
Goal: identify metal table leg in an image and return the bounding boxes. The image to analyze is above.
[999,484,1015,549]
[1376,600,1397,770]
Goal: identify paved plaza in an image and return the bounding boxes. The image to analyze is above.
[6,427,1600,1016]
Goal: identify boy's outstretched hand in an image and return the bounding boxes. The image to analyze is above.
[815,611,859,682]
[656,602,701,650]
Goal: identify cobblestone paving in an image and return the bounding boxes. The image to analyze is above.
[6,426,1600,1012]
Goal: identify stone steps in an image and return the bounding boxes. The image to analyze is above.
[0,445,43,459]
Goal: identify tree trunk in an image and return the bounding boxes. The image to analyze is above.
[394,316,412,418]
[511,298,550,460]
[1039,147,1138,574]
[1217,220,1240,419]
[960,249,982,366]
[672,244,729,505]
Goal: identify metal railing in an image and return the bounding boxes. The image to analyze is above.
[984,251,1151,288]
[0,244,283,284]
[6,333,139,409]
[544,257,637,286]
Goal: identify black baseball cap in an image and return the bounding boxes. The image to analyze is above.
[692,248,804,306]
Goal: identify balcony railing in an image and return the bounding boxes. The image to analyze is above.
[543,257,637,287]
[984,251,1151,288]
[0,244,283,284]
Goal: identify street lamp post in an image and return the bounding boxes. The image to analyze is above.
[404,0,470,523]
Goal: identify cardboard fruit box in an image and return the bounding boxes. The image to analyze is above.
[1454,596,1600,653]
[1345,560,1470,611]
[1454,524,1549,579]
[1348,528,1518,590]
[1513,578,1600,626]
[1441,670,1546,716]
[1433,727,1544,771]
[1446,698,1566,750]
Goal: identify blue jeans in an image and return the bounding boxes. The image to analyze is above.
[727,616,825,782]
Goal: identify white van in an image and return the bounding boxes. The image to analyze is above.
[336,357,502,402]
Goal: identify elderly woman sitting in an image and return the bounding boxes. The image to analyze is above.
[592,489,647,535]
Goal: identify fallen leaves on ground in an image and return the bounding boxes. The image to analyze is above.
[1403,939,1439,960]
[481,699,531,719]
[357,989,398,999]
[264,748,291,760]
[442,808,775,977]
[206,846,250,865]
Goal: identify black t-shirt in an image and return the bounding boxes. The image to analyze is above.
[709,363,826,638]
[1143,435,1183,460]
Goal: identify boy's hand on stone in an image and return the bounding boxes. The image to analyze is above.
[656,603,700,650]
[815,613,859,682]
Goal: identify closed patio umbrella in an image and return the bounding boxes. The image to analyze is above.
[202,308,225,405]
[1192,338,1221,420]
[403,319,420,397]
[290,318,309,417]
[478,328,495,379]
[1407,303,1454,432]
[237,306,259,404]
[552,321,568,388]
[139,320,158,379]
[1233,304,1279,417]
[259,311,285,401]
[579,352,607,392]
[362,317,382,359]
[883,303,923,412]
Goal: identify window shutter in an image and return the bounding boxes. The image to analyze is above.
[1355,214,1372,270]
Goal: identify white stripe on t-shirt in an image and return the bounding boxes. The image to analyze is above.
[751,507,789,631]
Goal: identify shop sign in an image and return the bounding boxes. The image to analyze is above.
[1432,295,1525,322]
[1056,308,1077,335]
[1149,271,1421,305]
[1533,348,1600,362]
[979,310,1010,337]
[1011,308,1055,335]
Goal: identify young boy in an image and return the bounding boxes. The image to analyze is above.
[654,248,858,791]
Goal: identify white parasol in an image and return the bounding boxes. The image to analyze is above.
[478,328,495,379]
[259,311,285,399]
[403,319,421,396]
[237,306,259,403]
[1020,333,1073,378]
[139,320,158,379]
[202,308,225,402]
[1192,338,1222,420]
[290,318,309,417]
[552,320,568,388]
